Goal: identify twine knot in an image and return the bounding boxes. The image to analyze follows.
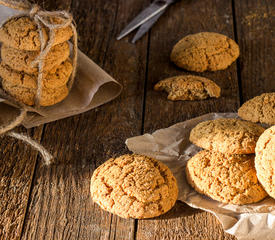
[29,4,40,18]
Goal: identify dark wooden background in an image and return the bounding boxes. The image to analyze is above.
[0,0,274,239]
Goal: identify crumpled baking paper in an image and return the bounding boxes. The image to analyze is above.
[0,5,122,128]
[126,113,275,240]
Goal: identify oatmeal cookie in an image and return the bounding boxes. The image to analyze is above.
[154,75,221,101]
[255,126,275,199]
[189,118,265,154]
[238,93,275,125]
[1,42,70,74]
[186,150,267,205]
[170,32,239,72]
[90,154,178,219]
[0,16,73,51]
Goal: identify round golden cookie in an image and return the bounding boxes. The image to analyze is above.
[189,118,265,154]
[154,75,221,101]
[2,80,69,106]
[90,154,178,219]
[238,93,275,125]
[255,126,275,199]
[0,16,73,51]
[186,150,267,205]
[170,32,240,72]
[0,60,72,89]
[1,42,70,74]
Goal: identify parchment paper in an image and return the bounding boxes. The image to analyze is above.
[126,113,275,240]
[0,5,122,128]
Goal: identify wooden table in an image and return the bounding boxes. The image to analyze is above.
[1,0,274,239]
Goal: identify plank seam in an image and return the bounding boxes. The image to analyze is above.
[140,20,151,135]
[231,0,243,105]
[102,0,119,68]
[19,125,46,240]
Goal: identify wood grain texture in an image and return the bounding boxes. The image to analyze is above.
[20,0,149,239]
[143,0,240,132]
[0,126,43,240]
[136,202,233,240]
[234,0,275,101]
[139,0,239,239]
[0,1,56,239]
[0,0,274,239]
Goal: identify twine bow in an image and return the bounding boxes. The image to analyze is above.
[0,0,78,164]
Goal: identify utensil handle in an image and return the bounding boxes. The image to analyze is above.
[154,0,179,4]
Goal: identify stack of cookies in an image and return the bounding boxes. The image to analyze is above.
[0,16,73,106]
[186,118,268,205]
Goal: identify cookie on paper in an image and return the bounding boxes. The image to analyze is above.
[255,126,275,199]
[238,93,275,125]
[186,150,267,205]
[189,118,265,154]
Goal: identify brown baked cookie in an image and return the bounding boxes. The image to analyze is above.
[0,16,73,51]
[1,42,70,74]
[255,126,275,199]
[238,93,275,125]
[2,80,68,106]
[154,75,221,101]
[186,150,267,205]
[189,118,265,154]
[170,32,239,72]
[0,60,72,89]
[90,154,178,219]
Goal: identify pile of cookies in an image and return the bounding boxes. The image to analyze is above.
[186,118,272,205]
[0,16,73,106]
[238,93,275,199]
[154,32,240,101]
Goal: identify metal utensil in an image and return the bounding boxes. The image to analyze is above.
[117,0,178,43]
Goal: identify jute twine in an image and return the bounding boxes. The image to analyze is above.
[0,0,78,164]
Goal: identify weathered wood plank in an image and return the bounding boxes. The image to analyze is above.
[234,0,275,101]
[139,0,239,239]
[0,1,67,239]
[137,202,233,240]
[1,0,273,239]
[21,0,149,239]
[0,126,43,240]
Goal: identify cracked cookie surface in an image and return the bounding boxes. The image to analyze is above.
[0,59,72,89]
[186,150,267,205]
[90,154,178,219]
[1,41,70,74]
[189,118,265,154]
[238,93,275,125]
[154,75,221,101]
[170,32,239,72]
[255,126,275,199]
[2,80,68,106]
[0,16,73,51]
